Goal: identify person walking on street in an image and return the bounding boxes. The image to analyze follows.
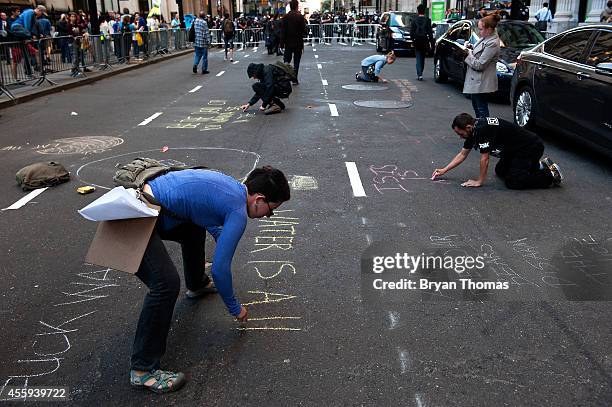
[222,13,235,61]
[355,51,396,83]
[534,2,553,32]
[432,113,563,189]
[129,166,291,394]
[193,11,210,74]
[462,13,500,118]
[280,0,306,85]
[410,4,434,81]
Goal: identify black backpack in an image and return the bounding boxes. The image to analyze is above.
[412,17,428,40]
[223,18,234,35]
[188,23,195,42]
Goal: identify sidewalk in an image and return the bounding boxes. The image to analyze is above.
[0,48,194,110]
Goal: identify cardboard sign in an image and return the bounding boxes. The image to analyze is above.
[85,200,160,274]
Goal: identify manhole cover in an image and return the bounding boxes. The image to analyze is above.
[36,136,124,155]
[354,100,413,109]
[342,84,389,91]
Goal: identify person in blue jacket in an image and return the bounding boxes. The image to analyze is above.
[355,51,396,83]
[129,166,291,394]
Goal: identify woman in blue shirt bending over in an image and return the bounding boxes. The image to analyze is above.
[355,51,396,83]
[130,166,291,394]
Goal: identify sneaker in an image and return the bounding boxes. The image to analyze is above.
[230,58,234,62]
[193,65,197,73]
[355,72,359,80]
[549,163,563,185]
[202,70,210,74]
[417,76,423,81]
[291,80,299,86]
[185,281,217,298]
[540,156,554,168]
[264,104,282,115]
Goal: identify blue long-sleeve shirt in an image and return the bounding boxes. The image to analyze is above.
[149,170,247,316]
[360,55,387,76]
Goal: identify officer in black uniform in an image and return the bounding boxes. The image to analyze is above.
[432,113,563,189]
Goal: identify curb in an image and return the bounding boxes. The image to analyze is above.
[0,48,194,110]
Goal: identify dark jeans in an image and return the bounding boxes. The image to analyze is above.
[252,82,285,109]
[470,93,490,118]
[283,46,302,80]
[356,65,377,82]
[415,47,426,77]
[494,142,553,189]
[131,222,210,371]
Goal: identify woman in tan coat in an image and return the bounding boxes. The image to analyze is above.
[463,13,501,118]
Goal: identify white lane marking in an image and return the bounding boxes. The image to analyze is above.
[368,42,377,45]
[3,187,48,210]
[253,47,258,52]
[361,217,367,225]
[244,54,250,58]
[314,54,319,59]
[398,348,410,374]
[328,103,338,116]
[232,60,239,64]
[339,42,347,46]
[365,234,372,245]
[345,162,366,197]
[289,175,318,190]
[415,393,426,407]
[321,79,328,86]
[387,311,400,330]
[188,85,202,93]
[216,70,225,77]
[217,49,225,53]
[317,63,322,69]
[342,153,347,158]
[138,112,163,126]
[313,48,317,51]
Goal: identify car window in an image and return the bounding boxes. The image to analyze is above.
[546,30,594,63]
[389,13,414,27]
[447,23,471,42]
[497,22,545,49]
[585,31,612,66]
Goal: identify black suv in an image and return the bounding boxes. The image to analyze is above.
[376,11,418,54]
[511,25,612,156]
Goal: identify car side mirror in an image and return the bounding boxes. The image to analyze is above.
[431,23,437,29]
[595,62,612,74]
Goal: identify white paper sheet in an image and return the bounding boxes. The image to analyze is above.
[78,186,159,221]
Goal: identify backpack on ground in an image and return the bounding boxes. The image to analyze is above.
[223,19,234,35]
[16,161,71,191]
[273,61,298,82]
[113,157,206,190]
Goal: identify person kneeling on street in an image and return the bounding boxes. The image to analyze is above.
[129,166,291,394]
[240,63,293,115]
[355,51,396,83]
[432,113,563,189]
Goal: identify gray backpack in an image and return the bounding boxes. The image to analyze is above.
[113,157,206,190]
[16,161,71,191]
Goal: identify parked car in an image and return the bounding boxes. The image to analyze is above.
[511,25,612,156]
[376,11,418,54]
[433,19,545,97]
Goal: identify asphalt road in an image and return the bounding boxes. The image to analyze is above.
[0,41,610,407]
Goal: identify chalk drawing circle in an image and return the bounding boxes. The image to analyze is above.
[342,84,389,91]
[36,136,124,155]
[353,100,413,109]
[76,147,261,190]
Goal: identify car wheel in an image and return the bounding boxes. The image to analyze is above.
[376,38,382,52]
[513,86,536,129]
[434,58,447,83]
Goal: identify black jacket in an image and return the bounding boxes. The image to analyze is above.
[410,15,434,48]
[247,63,291,106]
[281,11,306,49]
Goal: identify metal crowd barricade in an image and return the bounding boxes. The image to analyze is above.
[305,24,321,44]
[351,24,379,46]
[246,28,264,47]
[210,28,223,46]
[333,23,354,43]
[0,39,42,92]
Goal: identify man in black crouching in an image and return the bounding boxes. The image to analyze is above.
[240,62,293,115]
[433,113,563,189]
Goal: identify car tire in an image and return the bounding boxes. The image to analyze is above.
[513,86,536,130]
[434,58,447,83]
